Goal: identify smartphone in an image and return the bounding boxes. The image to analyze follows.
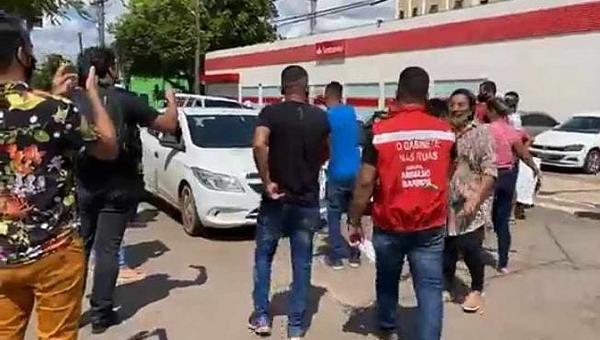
[77,53,92,88]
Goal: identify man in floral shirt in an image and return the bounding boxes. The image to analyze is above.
[0,12,117,340]
[444,89,497,313]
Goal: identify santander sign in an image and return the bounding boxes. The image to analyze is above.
[315,40,346,59]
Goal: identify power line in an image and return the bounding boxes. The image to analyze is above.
[275,0,391,28]
[273,0,390,25]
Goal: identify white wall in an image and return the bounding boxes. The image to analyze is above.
[231,32,600,121]
[207,0,596,59]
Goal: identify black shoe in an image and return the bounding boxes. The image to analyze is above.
[348,252,362,268]
[377,328,399,340]
[91,311,121,334]
[325,257,344,270]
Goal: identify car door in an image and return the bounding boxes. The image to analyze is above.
[140,128,161,194]
[155,132,187,205]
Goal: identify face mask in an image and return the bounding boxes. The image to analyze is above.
[449,111,472,128]
[477,93,489,103]
[17,49,36,83]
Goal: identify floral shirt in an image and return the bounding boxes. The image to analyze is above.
[0,82,96,265]
[447,121,497,237]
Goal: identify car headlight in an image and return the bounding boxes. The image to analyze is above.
[192,167,244,193]
[563,144,584,152]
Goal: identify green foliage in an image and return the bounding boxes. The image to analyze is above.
[31,54,74,91]
[110,0,277,89]
[2,0,90,27]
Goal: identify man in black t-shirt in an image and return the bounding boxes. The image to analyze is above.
[248,66,330,340]
[69,48,178,334]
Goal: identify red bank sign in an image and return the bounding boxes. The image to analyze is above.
[315,40,346,59]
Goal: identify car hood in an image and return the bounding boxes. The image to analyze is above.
[187,147,256,177]
[533,130,599,147]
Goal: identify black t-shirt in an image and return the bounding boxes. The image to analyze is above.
[72,86,159,189]
[258,101,330,205]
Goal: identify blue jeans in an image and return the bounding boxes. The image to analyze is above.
[326,178,360,261]
[118,246,126,267]
[91,243,126,267]
[252,199,320,338]
[373,227,444,340]
[493,168,518,268]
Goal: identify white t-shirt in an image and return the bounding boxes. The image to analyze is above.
[508,112,522,129]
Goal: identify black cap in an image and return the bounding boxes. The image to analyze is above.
[0,10,34,55]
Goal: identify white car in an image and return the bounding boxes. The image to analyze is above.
[530,112,600,173]
[141,107,326,236]
[174,93,251,109]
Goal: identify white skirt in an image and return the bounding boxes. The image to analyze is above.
[515,157,542,205]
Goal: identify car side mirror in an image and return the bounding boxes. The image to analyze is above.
[159,134,185,152]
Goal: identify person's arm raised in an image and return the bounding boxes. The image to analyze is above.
[149,89,178,133]
[84,66,118,160]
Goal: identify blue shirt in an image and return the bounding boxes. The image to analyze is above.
[327,104,361,181]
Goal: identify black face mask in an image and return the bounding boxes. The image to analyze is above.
[477,93,490,103]
[17,49,36,84]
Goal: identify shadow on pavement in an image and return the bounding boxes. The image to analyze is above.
[125,328,169,340]
[145,193,256,242]
[541,165,583,175]
[574,211,600,221]
[145,195,183,225]
[80,265,208,327]
[270,285,327,333]
[127,208,161,229]
[117,265,208,321]
[342,303,418,340]
[124,240,171,268]
[203,226,256,242]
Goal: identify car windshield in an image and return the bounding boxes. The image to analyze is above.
[187,115,258,148]
[555,116,600,133]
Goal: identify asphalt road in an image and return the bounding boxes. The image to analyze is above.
[22,170,600,340]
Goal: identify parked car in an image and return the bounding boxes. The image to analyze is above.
[141,107,326,236]
[520,111,560,138]
[530,112,600,173]
[174,93,251,109]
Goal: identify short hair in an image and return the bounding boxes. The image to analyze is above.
[486,96,510,117]
[325,81,343,98]
[0,12,31,70]
[450,88,477,110]
[396,66,430,102]
[480,80,497,95]
[505,91,519,100]
[281,65,308,93]
[79,47,116,79]
[427,98,448,118]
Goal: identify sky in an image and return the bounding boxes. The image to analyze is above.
[30,0,397,61]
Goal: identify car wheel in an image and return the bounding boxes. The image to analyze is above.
[583,149,600,174]
[179,184,205,236]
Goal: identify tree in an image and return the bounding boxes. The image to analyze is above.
[2,0,90,28]
[110,0,277,93]
[31,54,74,91]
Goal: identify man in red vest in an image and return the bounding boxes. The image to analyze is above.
[348,67,455,340]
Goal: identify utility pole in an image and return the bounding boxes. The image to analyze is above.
[78,32,83,54]
[309,0,317,35]
[91,0,107,47]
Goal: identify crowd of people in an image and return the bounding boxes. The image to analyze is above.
[0,12,178,339]
[249,65,540,340]
[0,10,542,340]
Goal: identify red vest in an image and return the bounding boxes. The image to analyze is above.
[371,105,455,233]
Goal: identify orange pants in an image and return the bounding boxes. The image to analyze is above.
[0,237,85,340]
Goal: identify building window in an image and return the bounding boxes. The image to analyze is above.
[454,0,464,9]
[429,4,439,13]
[480,0,489,4]
[398,10,405,19]
[412,7,419,17]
